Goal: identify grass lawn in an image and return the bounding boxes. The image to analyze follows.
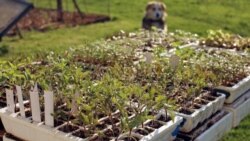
[0,0,250,140]
[221,115,250,141]
[1,0,250,59]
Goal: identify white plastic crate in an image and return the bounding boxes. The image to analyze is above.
[224,90,250,127]
[194,111,233,141]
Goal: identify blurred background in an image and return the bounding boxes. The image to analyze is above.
[0,0,250,58]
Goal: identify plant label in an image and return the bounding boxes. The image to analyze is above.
[71,92,79,115]
[6,89,15,113]
[30,89,41,122]
[144,52,153,64]
[44,91,54,127]
[16,85,25,117]
[169,55,180,69]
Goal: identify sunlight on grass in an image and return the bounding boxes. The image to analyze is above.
[1,0,250,59]
[221,115,250,141]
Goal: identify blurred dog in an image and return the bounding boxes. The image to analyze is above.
[142,1,167,30]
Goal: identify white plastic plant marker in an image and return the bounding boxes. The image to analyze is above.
[166,42,199,55]
[71,92,79,115]
[169,55,180,70]
[6,89,15,113]
[144,52,153,64]
[44,91,54,127]
[29,89,41,122]
[16,85,25,117]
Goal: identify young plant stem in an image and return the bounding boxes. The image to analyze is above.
[129,129,132,138]
[14,89,17,113]
[164,109,168,121]
[66,111,71,131]
[109,113,115,130]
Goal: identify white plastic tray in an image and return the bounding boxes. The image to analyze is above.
[216,75,250,104]
[176,94,225,133]
[194,111,233,141]
[224,90,250,127]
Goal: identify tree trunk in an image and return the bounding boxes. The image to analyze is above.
[57,0,63,22]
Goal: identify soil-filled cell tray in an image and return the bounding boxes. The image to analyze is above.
[0,0,33,38]
[176,94,225,133]
[215,75,250,104]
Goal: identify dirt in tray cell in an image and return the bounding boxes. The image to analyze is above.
[95,122,107,130]
[25,110,32,117]
[95,112,107,119]
[178,108,194,115]
[134,127,154,136]
[54,120,64,127]
[158,115,171,122]
[104,127,121,137]
[103,117,120,125]
[72,129,94,139]
[195,99,209,105]
[189,104,202,110]
[201,95,216,101]
[222,73,248,87]
[58,124,79,133]
[0,102,6,107]
[89,136,111,141]
[122,136,140,141]
[145,120,163,129]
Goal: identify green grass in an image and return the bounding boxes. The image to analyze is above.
[0,0,250,140]
[1,0,250,59]
[221,115,250,141]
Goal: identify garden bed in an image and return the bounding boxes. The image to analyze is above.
[8,8,110,34]
[1,30,250,141]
